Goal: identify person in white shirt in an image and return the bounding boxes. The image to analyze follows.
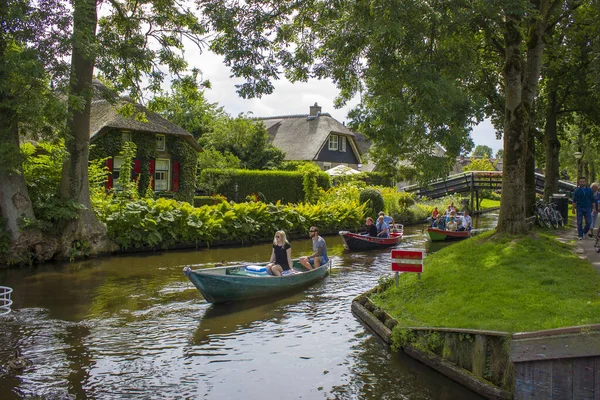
[458,210,472,231]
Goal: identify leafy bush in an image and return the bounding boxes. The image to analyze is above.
[198,168,330,204]
[97,196,364,249]
[359,188,385,219]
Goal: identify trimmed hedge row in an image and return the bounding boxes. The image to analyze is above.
[199,168,331,204]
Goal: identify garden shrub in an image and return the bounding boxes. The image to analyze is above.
[359,188,385,219]
[198,168,330,204]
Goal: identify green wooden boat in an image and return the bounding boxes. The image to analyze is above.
[427,227,471,241]
[183,259,331,304]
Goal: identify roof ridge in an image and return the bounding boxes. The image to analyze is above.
[256,112,332,120]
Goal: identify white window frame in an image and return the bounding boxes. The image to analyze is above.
[339,136,347,152]
[328,134,338,151]
[156,134,166,151]
[121,131,132,144]
[154,158,170,192]
[322,162,331,171]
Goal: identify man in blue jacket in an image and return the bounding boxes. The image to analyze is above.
[572,176,596,240]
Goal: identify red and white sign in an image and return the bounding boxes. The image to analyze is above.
[391,249,423,273]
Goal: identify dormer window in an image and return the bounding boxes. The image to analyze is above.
[121,131,132,144]
[156,134,166,151]
[340,136,346,152]
[328,134,338,151]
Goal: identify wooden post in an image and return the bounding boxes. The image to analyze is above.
[395,271,399,287]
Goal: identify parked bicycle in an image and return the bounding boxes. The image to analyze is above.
[534,199,563,229]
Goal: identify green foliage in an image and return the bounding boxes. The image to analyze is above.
[133,133,157,195]
[148,73,224,140]
[116,141,139,201]
[371,231,600,332]
[198,148,241,171]
[198,168,330,204]
[199,115,285,170]
[463,157,496,172]
[299,163,322,204]
[89,130,123,160]
[166,136,197,204]
[471,145,493,159]
[0,219,11,264]
[97,195,363,249]
[331,171,393,187]
[359,188,385,220]
[193,196,227,207]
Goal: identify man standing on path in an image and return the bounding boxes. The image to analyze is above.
[572,176,596,240]
[300,226,329,270]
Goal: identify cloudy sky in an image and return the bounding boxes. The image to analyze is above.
[193,51,504,155]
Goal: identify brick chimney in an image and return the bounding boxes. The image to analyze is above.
[309,102,322,116]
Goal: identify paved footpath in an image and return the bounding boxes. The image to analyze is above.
[555,218,600,274]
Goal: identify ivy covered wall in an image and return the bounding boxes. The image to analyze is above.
[90,129,198,203]
[167,136,197,203]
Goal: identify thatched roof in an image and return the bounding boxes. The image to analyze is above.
[89,80,201,152]
[259,113,359,161]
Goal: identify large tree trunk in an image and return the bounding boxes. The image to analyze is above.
[497,16,528,234]
[543,89,560,201]
[0,22,57,265]
[59,0,116,258]
[497,0,554,234]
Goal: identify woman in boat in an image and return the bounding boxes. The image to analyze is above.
[362,217,378,237]
[266,230,293,276]
[446,215,458,232]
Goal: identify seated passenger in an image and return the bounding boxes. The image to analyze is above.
[376,215,390,238]
[446,216,458,232]
[300,226,329,270]
[362,217,378,237]
[266,230,293,276]
[432,214,443,229]
[457,210,472,231]
[431,207,439,220]
[378,211,395,232]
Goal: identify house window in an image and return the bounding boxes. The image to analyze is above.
[339,136,346,152]
[112,157,125,190]
[156,134,166,151]
[155,159,170,191]
[121,131,132,144]
[322,162,331,171]
[328,135,338,151]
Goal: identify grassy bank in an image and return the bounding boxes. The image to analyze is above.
[371,231,600,333]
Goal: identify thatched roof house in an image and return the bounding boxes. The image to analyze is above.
[90,81,201,152]
[257,103,362,170]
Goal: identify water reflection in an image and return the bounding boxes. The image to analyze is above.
[0,213,497,399]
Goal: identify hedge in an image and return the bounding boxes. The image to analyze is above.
[199,169,331,204]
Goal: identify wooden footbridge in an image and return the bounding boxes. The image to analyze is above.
[402,171,576,210]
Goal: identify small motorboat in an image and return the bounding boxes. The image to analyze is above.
[339,226,403,251]
[427,227,471,241]
[183,259,330,304]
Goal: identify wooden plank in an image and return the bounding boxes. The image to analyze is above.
[573,357,595,400]
[532,360,552,400]
[350,301,392,344]
[404,344,512,400]
[472,334,487,377]
[514,362,535,399]
[409,326,509,337]
[552,358,573,399]
[510,333,600,362]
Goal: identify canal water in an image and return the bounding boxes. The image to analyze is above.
[0,213,497,399]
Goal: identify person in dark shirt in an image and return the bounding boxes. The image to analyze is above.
[572,176,597,240]
[266,230,293,276]
[363,217,377,237]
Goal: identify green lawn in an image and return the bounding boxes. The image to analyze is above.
[479,199,500,209]
[372,231,600,333]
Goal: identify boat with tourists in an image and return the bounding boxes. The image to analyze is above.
[426,227,471,241]
[339,226,403,251]
[183,259,331,304]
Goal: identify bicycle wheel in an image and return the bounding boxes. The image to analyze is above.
[554,209,564,227]
[547,208,558,229]
[541,209,552,228]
